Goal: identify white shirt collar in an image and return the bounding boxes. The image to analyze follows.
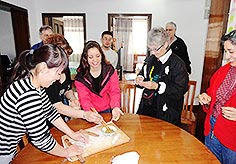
[159,49,172,64]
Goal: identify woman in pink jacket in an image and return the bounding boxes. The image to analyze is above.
[75,41,123,121]
[199,30,236,164]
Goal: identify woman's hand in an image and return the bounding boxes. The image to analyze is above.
[222,107,236,121]
[69,130,89,144]
[141,81,158,90]
[66,90,80,109]
[83,111,103,124]
[111,107,124,121]
[65,131,88,158]
[66,143,84,158]
[198,93,211,106]
[135,76,144,86]
[69,99,80,109]
[136,76,158,90]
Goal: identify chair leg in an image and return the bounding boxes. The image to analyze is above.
[190,123,196,135]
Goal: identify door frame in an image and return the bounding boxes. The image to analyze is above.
[0,1,30,58]
[42,13,86,41]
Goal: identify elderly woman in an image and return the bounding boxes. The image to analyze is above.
[198,30,236,164]
[136,27,189,126]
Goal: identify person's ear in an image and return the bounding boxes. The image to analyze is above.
[39,33,44,40]
[37,62,48,73]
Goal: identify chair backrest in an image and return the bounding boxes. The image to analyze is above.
[120,83,136,113]
[16,134,28,153]
[182,80,197,120]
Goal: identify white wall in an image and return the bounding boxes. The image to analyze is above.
[2,0,210,104]
[0,9,16,60]
[2,0,38,45]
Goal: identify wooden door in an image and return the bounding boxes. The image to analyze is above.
[52,18,64,35]
[0,1,30,96]
[11,7,30,58]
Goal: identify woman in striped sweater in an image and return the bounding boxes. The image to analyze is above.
[0,44,87,164]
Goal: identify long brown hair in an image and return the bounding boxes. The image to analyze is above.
[11,44,68,82]
[78,40,108,76]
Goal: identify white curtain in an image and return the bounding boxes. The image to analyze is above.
[113,18,133,71]
[63,16,84,62]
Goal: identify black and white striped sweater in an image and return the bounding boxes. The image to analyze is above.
[0,77,60,155]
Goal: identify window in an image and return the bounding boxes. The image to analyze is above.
[131,18,149,54]
[109,14,152,72]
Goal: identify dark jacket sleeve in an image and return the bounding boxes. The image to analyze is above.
[171,36,191,74]
[162,55,189,100]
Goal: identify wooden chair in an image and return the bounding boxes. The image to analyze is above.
[119,83,136,113]
[133,54,146,72]
[181,80,197,135]
[16,134,28,153]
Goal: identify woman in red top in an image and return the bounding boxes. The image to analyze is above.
[74,41,123,121]
[199,30,236,164]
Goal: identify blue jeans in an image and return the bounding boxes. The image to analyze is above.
[205,116,236,164]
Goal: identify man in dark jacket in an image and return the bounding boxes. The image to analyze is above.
[165,21,192,74]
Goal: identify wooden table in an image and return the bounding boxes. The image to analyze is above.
[12,113,219,164]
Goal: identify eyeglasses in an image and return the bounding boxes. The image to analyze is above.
[147,44,163,52]
[166,29,173,32]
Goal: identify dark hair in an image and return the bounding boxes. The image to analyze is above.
[101,31,113,38]
[44,33,73,57]
[78,40,108,76]
[11,44,68,82]
[39,25,53,34]
[221,30,236,46]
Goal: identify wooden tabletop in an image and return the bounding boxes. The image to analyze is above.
[12,113,219,164]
